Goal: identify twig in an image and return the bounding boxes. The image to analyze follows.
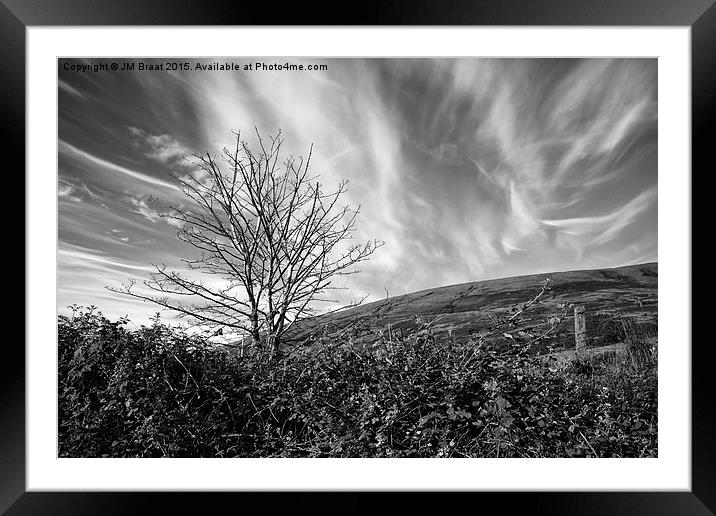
[567,415,599,457]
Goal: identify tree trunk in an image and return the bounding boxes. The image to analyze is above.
[274,335,282,358]
[267,335,278,362]
[250,313,261,346]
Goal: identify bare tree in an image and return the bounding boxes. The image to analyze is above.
[111,129,383,356]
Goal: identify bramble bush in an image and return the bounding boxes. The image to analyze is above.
[59,305,657,458]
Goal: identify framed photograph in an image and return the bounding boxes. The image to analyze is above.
[5,0,711,513]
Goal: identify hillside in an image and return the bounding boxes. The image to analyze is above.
[290,262,658,350]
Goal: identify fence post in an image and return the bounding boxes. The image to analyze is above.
[574,305,587,350]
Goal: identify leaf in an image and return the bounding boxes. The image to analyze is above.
[495,396,511,410]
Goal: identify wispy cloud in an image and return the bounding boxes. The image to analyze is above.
[59,140,180,191]
[129,195,162,223]
[58,176,109,208]
[59,243,156,273]
[59,79,88,101]
[127,126,194,164]
[58,179,81,202]
[542,186,657,246]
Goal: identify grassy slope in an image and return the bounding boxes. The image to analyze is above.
[291,262,658,350]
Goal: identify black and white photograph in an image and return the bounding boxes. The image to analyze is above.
[57,57,658,459]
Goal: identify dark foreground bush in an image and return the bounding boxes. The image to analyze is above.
[59,307,657,458]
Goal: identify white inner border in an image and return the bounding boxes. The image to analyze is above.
[27,27,691,491]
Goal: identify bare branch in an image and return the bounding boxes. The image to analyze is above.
[110,129,382,355]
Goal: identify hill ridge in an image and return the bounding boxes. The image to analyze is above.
[334,261,657,315]
[293,262,658,345]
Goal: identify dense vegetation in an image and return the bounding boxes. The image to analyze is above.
[59,304,657,458]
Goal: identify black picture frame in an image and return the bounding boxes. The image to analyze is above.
[4,1,711,514]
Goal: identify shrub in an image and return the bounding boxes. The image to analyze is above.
[58,306,657,458]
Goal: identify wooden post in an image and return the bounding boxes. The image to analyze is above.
[574,305,587,350]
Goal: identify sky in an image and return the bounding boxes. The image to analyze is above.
[58,58,657,325]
